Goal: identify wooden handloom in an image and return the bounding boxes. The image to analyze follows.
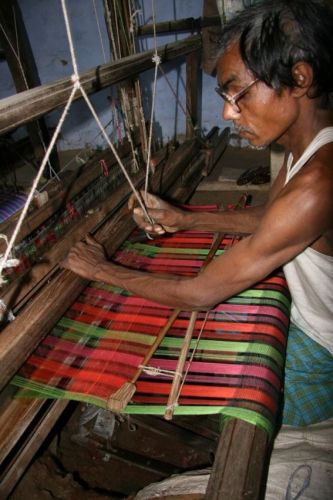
[0,8,280,499]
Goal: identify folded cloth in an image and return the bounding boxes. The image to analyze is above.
[282,323,333,426]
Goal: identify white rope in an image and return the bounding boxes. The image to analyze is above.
[0,23,29,89]
[0,85,77,282]
[92,0,107,64]
[144,0,161,199]
[139,364,182,379]
[61,0,79,78]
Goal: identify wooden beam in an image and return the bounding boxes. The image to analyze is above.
[186,50,202,138]
[0,35,202,135]
[136,16,222,36]
[205,418,268,500]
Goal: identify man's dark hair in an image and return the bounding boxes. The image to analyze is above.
[218,0,333,97]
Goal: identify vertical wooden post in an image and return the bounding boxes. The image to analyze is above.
[205,418,268,500]
[186,50,201,138]
[103,0,148,161]
[0,0,59,171]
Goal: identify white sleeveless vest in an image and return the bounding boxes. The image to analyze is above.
[283,127,333,354]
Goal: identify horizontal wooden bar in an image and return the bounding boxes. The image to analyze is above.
[136,16,222,36]
[0,35,202,135]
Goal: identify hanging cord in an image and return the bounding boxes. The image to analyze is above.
[92,0,107,64]
[157,64,196,133]
[144,0,160,200]
[165,310,210,413]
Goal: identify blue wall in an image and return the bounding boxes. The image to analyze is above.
[0,0,228,151]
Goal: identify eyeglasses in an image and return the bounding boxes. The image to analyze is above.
[215,78,259,113]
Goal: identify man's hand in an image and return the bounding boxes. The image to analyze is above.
[61,234,107,281]
[128,191,188,235]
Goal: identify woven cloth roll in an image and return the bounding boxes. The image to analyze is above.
[11,213,290,437]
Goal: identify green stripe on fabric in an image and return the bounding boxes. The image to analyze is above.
[57,318,156,345]
[227,296,290,317]
[12,378,273,438]
[122,241,221,257]
[159,338,283,365]
[12,377,107,408]
[123,405,273,438]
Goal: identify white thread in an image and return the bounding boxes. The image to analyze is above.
[0,299,15,322]
[92,0,107,64]
[174,310,210,405]
[0,22,29,89]
[139,364,182,379]
[61,0,79,78]
[129,8,142,33]
[152,54,161,65]
[144,0,160,200]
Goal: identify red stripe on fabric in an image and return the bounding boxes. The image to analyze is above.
[25,356,128,388]
[146,359,280,388]
[135,381,277,413]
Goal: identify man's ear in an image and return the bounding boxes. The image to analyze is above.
[291,62,314,97]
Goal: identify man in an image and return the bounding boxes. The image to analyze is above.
[64,0,332,432]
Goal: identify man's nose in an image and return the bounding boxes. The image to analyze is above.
[222,101,240,121]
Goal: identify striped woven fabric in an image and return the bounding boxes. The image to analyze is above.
[11,214,290,436]
[0,191,27,223]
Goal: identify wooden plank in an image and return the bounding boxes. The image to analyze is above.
[0,35,202,135]
[205,418,268,500]
[186,50,201,138]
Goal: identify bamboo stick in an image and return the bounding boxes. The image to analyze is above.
[164,194,249,420]
[107,308,181,412]
[164,230,225,421]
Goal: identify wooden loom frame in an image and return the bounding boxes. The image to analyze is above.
[0,6,269,499]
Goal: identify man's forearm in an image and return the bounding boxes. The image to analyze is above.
[95,262,198,309]
[183,204,265,234]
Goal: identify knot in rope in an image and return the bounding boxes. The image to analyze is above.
[129,9,142,33]
[0,234,20,286]
[71,74,81,89]
[152,53,161,65]
[0,299,15,322]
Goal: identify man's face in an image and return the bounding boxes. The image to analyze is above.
[216,42,297,148]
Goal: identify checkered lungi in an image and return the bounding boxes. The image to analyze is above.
[282,323,333,426]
